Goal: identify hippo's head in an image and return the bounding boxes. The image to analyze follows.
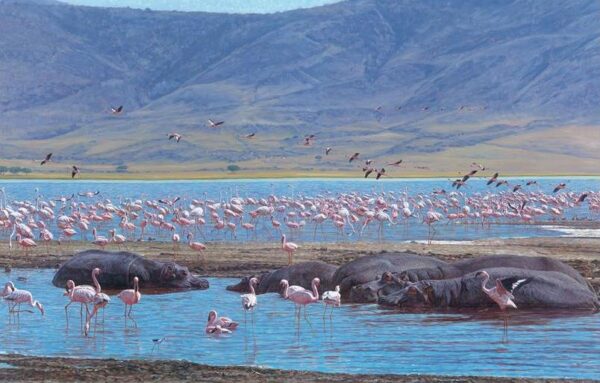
[226,275,260,293]
[378,281,434,308]
[350,272,406,303]
[159,262,208,289]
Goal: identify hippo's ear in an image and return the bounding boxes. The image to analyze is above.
[406,284,418,295]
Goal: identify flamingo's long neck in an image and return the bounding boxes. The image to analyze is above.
[249,281,256,295]
[282,282,289,299]
[480,273,491,294]
[311,281,318,300]
[92,272,101,293]
[134,279,139,293]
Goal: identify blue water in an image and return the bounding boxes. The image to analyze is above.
[0,177,599,243]
[1,269,599,379]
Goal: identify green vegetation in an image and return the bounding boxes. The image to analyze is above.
[0,166,32,174]
[227,165,241,172]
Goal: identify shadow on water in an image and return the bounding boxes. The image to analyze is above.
[1,269,599,380]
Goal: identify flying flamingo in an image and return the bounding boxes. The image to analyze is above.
[241,277,258,323]
[281,234,298,265]
[288,277,320,323]
[322,285,341,317]
[117,276,142,324]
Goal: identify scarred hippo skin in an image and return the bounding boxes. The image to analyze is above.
[226,261,337,295]
[331,253,450,299]
[400,255,593,292]
[52,250,209,290]
[379,267,600,311]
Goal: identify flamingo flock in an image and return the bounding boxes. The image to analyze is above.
[0,183,597,254]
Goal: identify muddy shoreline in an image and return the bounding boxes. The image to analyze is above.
[2,237,599,293]
[0,354,597,383]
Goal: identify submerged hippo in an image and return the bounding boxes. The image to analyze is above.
[399,255,593,292]
[331,253,450,300]
[226,261,337,295]
[379,267,599,311]
[52,250,209,290]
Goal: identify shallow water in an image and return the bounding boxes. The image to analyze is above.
[1,269,599,379]
[0,177,599,243]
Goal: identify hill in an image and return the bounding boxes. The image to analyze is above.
[1,0,599,177]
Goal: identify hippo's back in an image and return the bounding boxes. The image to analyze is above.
[52,250,143,288]
[332,253,449,296]
[257,261,338,294]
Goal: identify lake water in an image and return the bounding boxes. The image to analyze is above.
[0,177,599,243]
[1,269,599,379]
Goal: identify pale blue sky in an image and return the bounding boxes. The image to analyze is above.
[60,0,342,13]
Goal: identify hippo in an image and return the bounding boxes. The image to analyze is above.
[226,261,337,295]
[350,271,407,303]
[379,267,599,311]
[52,250,209,290]
[331,253,450,300]
[399,255,593,292]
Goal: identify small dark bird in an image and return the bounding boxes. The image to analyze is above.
[512,184,522,192]
[111,105,123,114]
[376,168,385,180]
[461,174,471,183]
[577,193,589,204]
[471,162,486,171]
[467,170,478,176]
[433,189,447,195]
[325,147,332,155]
[158,196,181,206]
[487,172,499,185]
[40,153,53,165]
[207,119,224,128]
[303,135,315,146]
[349,153,360,163]
[71,166,80,179]
[152,337,166,352]
[553,183,567,193]
[365,159,373,166]
[245,133,256,139]
[364,167,375,178]
[496,180,509,187]
[387,160,403,166]
[526,180,538,186]
[421,106,429,111]
[167,133,182,142]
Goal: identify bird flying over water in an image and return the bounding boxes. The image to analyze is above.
[349,153,360,163]
[245,133,256,139]
[553,183,567,193]
[71,166,80,179]
[364,167,375,178]
[487,172,499,185]
[471,162,485,171]
[325,147,332,155]
[526,180,538,186]
[40,153,52,165]
[496,180,509,188]
[387,160,403,166]
[577,193,589,204]
[207,119,224,128]
[158,196,181,206]
[167,133,182,142]
[376,168,385,180]
[111,105,123,114]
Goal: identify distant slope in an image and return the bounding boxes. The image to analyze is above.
[1,0,599,176]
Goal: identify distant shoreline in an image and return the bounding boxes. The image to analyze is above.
[1,172,599,181]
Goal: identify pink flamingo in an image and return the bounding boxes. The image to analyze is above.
[281,234,298,265]
[117,276,141,323]
[4,287,44,321]
[279,279,306,299]
[206,310,239,333]
[476,271,531,310]
[288,277,320,323]
[15,234,36,255]
[187,233,206,260]
[91,228,109,249]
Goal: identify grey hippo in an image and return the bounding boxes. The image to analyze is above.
[226,261,337,295]
[52,250,209,290]
[378,267,599,311]
[331,253,450,300]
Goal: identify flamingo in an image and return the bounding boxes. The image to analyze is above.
[15,234,36,255]
[117,276,142,324]
[476,271,531,310]
[109,228,126,248]
[288,277,320,323]
[187,233,206,259]
[279,279,306,299]
[4,287,44,320]
[91,228,109,249]
[206,310,239,332]
[241,277,258,323]
[281,234,298,265]
[322,285,341,317]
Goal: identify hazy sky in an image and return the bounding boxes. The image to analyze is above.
[60,0,342,13]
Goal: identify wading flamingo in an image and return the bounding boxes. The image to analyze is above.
[476,271,531,310]
[288,277,320,323]
[241,277,258,323]
[117,276,142,324]
[322,285,341,317]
